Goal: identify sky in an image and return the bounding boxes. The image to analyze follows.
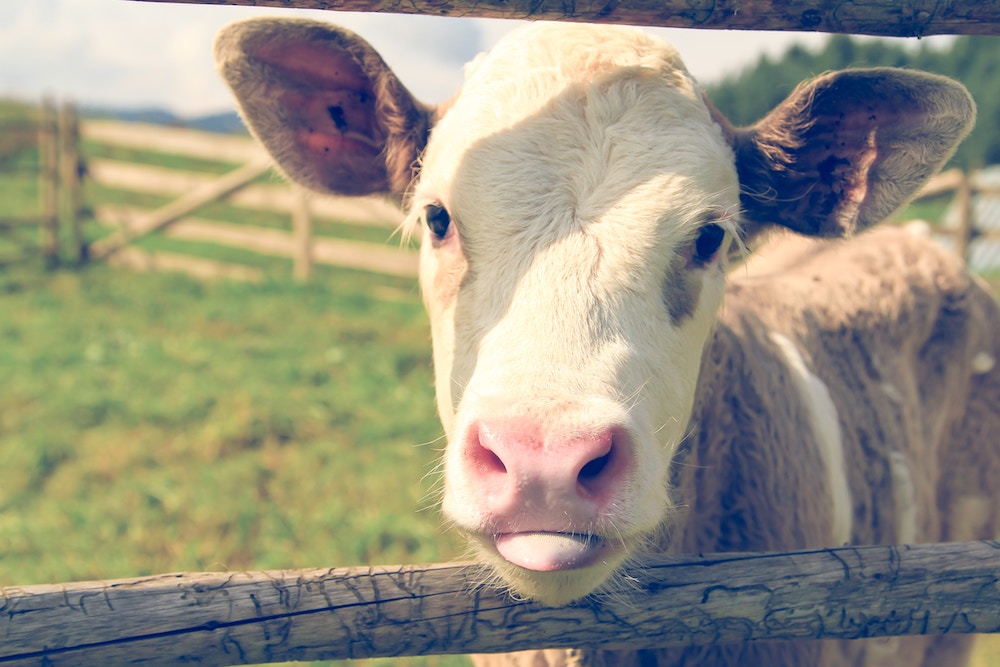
[0,0,953,119]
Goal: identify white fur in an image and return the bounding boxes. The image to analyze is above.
[415,24,739,604]
[769,332,853,546]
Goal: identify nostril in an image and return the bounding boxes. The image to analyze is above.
[576,430,628,497]
[467,425,508,475]
[478,447,507,475]
[579,451,611,481]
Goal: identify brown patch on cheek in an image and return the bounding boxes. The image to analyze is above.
[430,248,469,315]
[662,268,704,326]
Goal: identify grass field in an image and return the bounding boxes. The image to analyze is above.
[1,102,998,666]
[0,260,473,667]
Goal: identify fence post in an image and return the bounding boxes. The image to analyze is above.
[38,96,60,269]
[292,188,313,282]
[954,169,974,263]
[58,100,85,264]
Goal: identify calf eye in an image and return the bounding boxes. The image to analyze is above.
[692,223,726,266]
[425,204,452,240]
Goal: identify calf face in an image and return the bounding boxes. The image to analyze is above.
[216,19,973,605]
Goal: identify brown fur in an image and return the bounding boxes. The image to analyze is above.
[733,69,976,239]
[214,18,432,201]
[484,226,1000,666]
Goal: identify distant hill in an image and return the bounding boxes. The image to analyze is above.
[82,106,247,135]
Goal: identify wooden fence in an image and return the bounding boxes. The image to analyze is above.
[0,97,83,268]
[911,167,1000,262]
[2,541,998,666]
[134,0,1000,36]
[36,112,414,282]
[84,119,412,281]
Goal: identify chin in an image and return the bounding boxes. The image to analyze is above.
[474,536,633,606]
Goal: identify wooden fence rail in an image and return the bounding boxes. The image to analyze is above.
[88,156,274,261]
[131,0,1000,36]
[909,167,1000,264]
[2,541,998,666]
[73,119,410,281]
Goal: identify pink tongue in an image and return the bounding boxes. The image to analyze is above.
[495,533,601,571]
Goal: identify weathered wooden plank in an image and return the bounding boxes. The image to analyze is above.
[88,159,403,227]
[81,119,264,164]
[37,97,59,268]
[130,0,1000,36]
[104,246,265,282]
[87,157,273,261]
[96,205,419,277]
[2,542,998,666]
[59,102,85,264]
[291,188,313,281]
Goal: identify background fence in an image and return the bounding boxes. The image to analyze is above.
[909,167,1000,271]
[28,102,415,283]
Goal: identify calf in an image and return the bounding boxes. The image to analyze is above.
[215,19,999,665]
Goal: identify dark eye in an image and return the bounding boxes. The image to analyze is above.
[425,204,451,240]
[692,223,726,266]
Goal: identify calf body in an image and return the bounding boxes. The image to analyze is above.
[215,19,998,665]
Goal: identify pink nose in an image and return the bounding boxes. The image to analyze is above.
[462,418,630,530]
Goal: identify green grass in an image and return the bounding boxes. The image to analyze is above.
[0,262,453,574]
[0,262,466,666]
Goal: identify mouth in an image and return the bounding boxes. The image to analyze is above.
[492,531,618,572]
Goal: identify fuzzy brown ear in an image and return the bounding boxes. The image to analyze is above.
[732,68,975,238]
[214,17,434,200]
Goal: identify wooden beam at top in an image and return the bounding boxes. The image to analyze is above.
[131,0,1000,36]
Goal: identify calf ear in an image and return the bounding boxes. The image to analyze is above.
[733,69,975,238]
[214,17,434,200]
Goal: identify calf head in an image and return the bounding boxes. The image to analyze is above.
[216,19,973,605]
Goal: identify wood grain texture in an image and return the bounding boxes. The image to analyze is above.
[2,542,998,666]
[130,0,1000,36]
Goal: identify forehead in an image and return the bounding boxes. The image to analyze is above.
[415,23,738,243]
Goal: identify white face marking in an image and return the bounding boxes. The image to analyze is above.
[768,332,853,546]
[413,23,739,604]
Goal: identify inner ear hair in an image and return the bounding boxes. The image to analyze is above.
[726,68,974,240]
